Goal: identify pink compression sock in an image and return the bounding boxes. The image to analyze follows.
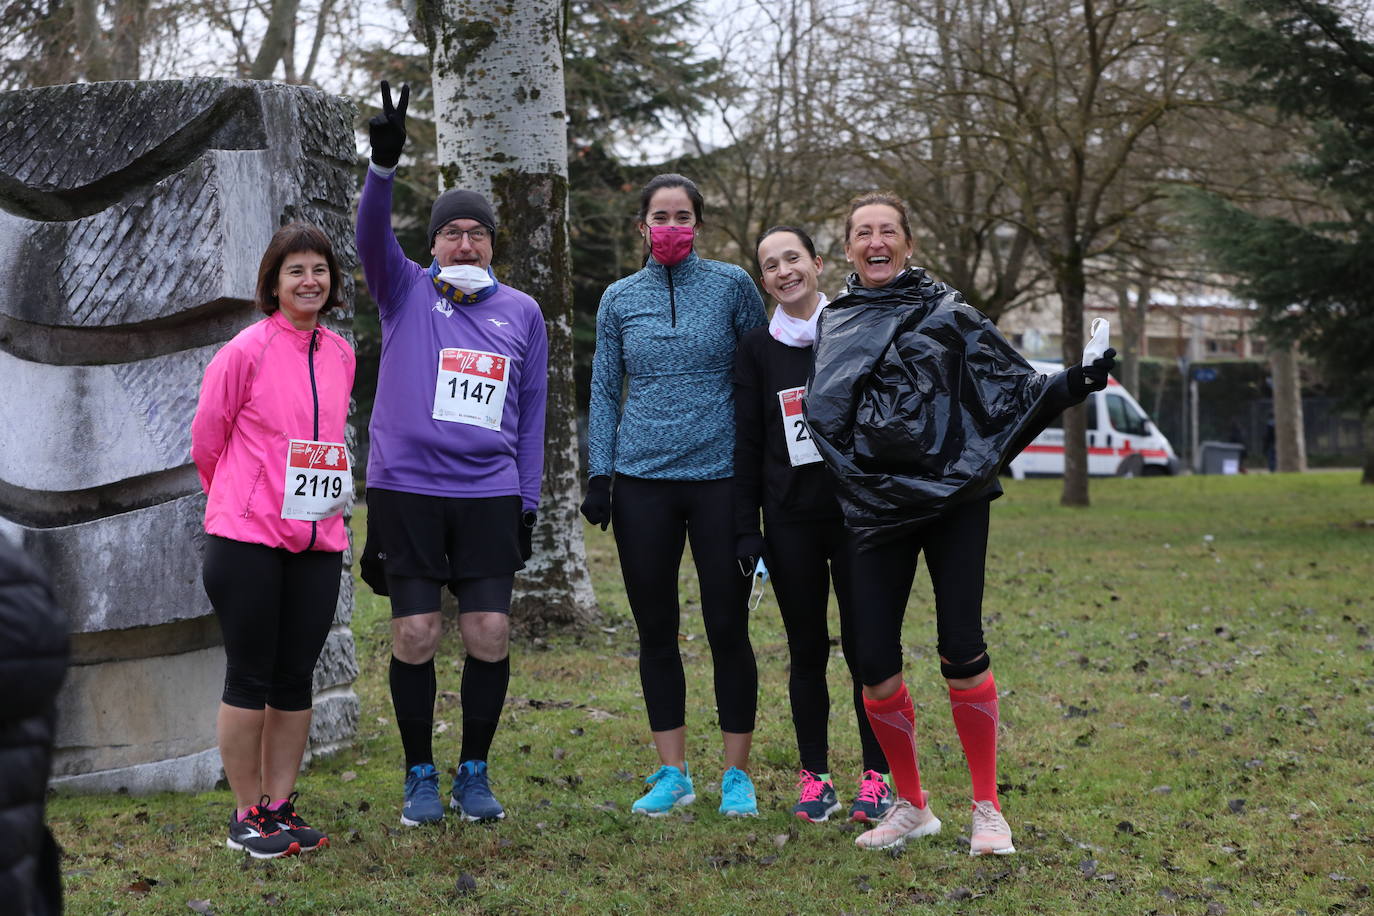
[862,681,925,806]
[949,674,1000,809]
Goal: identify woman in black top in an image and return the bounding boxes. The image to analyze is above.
[733,226,891,824]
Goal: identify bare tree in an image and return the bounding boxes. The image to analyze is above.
[666,0,855,267]
[411,0,598,633]
[2,0,365,89]
[895,0,1217,504]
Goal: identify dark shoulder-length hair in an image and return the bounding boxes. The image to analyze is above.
[255,222,345,316]
[843,191,913,243]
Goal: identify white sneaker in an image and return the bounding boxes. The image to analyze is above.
[969,800,1015,855]
[854,790,941,850]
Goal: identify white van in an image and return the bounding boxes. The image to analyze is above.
[1006,360,1181,479]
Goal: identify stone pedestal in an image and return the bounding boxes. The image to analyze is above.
[0,79,360,793]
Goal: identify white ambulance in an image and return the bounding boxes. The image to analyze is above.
[1006,360,1181,479]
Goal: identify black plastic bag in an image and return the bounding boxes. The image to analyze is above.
[805,269,1058,547]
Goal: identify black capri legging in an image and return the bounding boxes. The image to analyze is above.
[849,499,991,686]
[612,475,757,734]
[765,516,886,773]
[203,535,342,711]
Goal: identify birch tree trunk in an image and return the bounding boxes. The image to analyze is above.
[412,0,598,634]
[1270,343,1307,473]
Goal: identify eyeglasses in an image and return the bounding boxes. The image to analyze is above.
[437,226,490,243]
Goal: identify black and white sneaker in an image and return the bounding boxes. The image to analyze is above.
[227,802,301,859]
[269,792,329,851]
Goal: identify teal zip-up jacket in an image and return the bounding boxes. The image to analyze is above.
[588,251,767,480]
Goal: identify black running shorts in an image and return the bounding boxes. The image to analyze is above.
[361,489,523,602]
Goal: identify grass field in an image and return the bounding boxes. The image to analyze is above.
[49,473,1374,914]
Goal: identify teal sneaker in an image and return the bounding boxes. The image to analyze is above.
[632,764,695,816]
[719,767,758,817]
[400,763,444,826]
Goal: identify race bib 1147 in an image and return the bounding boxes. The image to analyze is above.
[433,347,510,430]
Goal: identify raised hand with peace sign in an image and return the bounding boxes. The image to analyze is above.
[368,80,409,169]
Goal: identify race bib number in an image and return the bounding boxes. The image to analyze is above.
[433,347,510,430]
[281,440,351,521]
[778,386,821,466]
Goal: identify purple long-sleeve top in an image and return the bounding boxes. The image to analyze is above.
[357,170,548,510]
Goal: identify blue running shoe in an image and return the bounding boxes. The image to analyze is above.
[401,763,444,826]
[632,764,695,816]
[719,767,758,817]
[850,769,894,823]
[451,760,506,821]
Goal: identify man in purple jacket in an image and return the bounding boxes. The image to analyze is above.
[357,81,549,826]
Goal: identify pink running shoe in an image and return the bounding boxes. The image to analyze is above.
[854,790,941,850]
[969,800,1015,855]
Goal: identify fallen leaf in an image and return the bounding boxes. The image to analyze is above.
[126,880,152,895]
[773,834,789,849]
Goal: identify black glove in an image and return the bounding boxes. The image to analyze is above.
[735,532,765,578]
[368,80,409,169]
[518,509,536,562]
[579,476,612,530]
[1067,347,1117,398]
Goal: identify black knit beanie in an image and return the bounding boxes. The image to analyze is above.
[428,189,498,245]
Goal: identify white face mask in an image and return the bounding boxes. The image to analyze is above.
[437,264,494,295]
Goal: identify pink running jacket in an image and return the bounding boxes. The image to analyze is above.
[192,310,356,552]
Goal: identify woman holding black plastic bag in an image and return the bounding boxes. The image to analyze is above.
[804,192,1115,853]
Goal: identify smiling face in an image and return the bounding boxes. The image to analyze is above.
[844,203,913,288]
[275,250,331,330]
[430,219,493,270]
[757,231,822,316]
[639,185,698,239]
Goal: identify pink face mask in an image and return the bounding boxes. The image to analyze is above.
[647,225,695,267]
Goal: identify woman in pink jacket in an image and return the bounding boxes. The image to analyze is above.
[191,223,356,859]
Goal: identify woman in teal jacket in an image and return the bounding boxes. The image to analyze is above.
[581,173,767,817]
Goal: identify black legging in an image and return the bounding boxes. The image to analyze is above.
[612,475,757,734]
[764,516,886,775]
[203,535,341,711]
[849,499,990,686]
